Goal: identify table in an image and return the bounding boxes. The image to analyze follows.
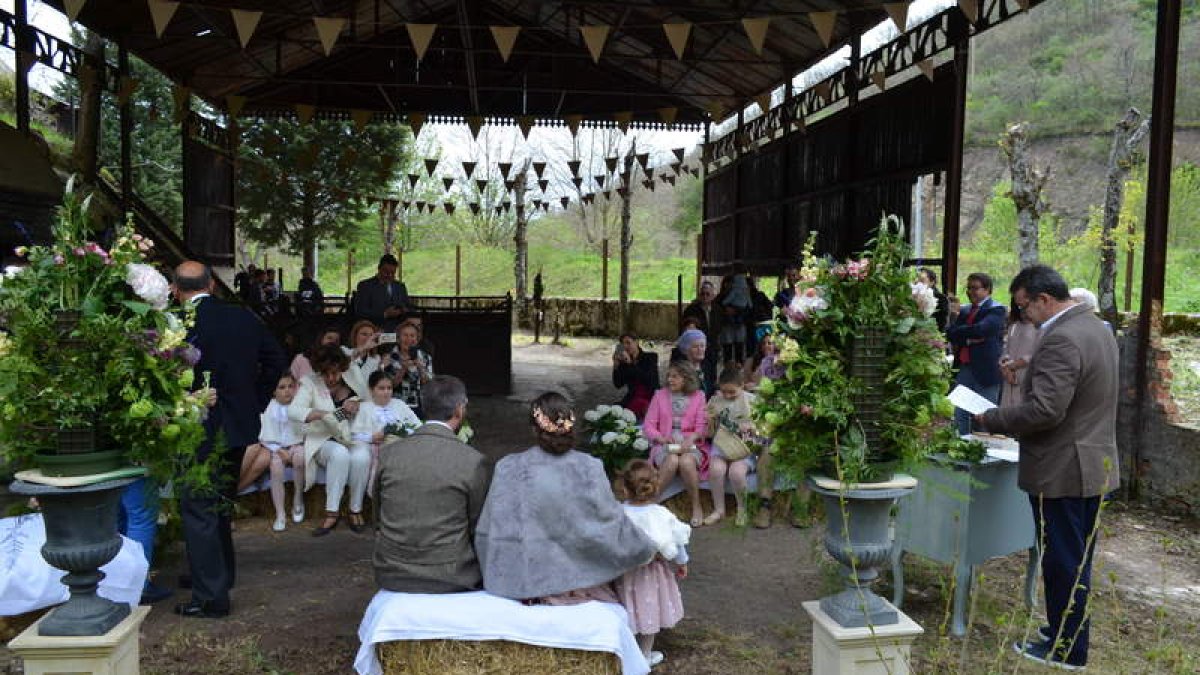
[891,455,1038,636]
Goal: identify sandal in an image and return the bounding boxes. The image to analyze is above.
[703,511,724,526]
[690,509,703,528]
[348,512,366,533]
[312,512,340,537]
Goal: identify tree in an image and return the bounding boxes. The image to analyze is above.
[237,118,411,271]
[1000,122,1049,269]
[1098,108,1149,324]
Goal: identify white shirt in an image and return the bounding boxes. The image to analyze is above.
[1039,302,1076,332]
[426,420,454,433]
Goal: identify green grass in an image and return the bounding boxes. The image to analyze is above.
[317,244,695,301]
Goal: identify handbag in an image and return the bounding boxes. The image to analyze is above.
[713,427,752,461]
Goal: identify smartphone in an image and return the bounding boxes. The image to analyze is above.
[379,332,397,344]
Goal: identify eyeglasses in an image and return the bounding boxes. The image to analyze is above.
[967,284,985,291]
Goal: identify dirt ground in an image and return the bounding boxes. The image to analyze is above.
[4,333,1199,674]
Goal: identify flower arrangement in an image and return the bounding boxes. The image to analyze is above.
[753,215,967,484]
[0,178,211,486]
[582,404,649,476]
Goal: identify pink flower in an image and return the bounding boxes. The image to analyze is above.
[53,254,64,265]
[800,405,814,416]
[13,246,27,257]
[73,247,86,256]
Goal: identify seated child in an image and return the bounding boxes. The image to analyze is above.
[705,365,759,527]
[351,371,421,498]
[239,372,307,531]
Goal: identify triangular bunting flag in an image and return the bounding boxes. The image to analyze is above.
[617,187,628,198]
[497,162,512,179]
[463,161,477,179]
[494,206,503,216]
[814,81,832,103]
[402,201,412,210]
[871,71,887,91]
[755,93,771,113]
[475,179,488,193]
[662,22,691,60]
[406,23,437,61]
[533,162,546,179]
[117,76,139,105]
[613,111,633,134]
[642,179,655,191]
[469,202,480,215]
[351,109,373,132]
[147,0,178,38]
[444,203,455,214]
[567,160,581,176]
[465,115,484,139]
[659,173,669,184]
[605,157,619,173]
[742,17,770,56]
[603,190,612,201]
[407,174,420,189]
[517,115,535,139]
[705,100,725,121]
[1016,0,1030,10]
[490,26,520,62]
[657,107,678,126]
[538,179,548,192]
[532,199,542,209]
[571,176,583,189]
[636,153,649,171]
[884,3,909,32]
[424,158,439,176]
[560,197,570,209]
[672,148,685,163]
[295,103,316,125]
[582,194,594,205]
[314,17,346,56]
[408,112,427,137]
[809,11,837,48]
[442,177,455,191]
[415,200,426,211]
[504,180,515,193]
[580,25,610,63]
[171,84,190,122]
[564,114,584,137]
[917,58,935,81]
[502,200,512,213]
[958,0,980,23]
[666,175,676,186]
[64,0,87,22]
[595,175,606,189]
[230,8,262,48]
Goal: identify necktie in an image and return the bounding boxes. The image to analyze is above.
[959,304,980,365]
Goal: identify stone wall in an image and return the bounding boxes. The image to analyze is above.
[1117,328,1200,517]
[517,298,683,340]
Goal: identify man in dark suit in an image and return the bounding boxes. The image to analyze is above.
[977,265,1119,670]
[373,375,491,593]
[173,261,287,618]
[946,272,1006,435]
[353,254,410,330]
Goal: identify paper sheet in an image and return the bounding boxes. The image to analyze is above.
[947,385,998,415]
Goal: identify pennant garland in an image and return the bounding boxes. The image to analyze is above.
[475,179,488,193]
[958,0,980,23]
[408,112,427,137]
[230,8,263,49]
[917,58,935,81]
[809,11,837,49]
[350,108,374,132]
[613,111,633,134]
[313,17,347,56]
[442,177,455,191]
[564,114,583,137]
[148,0,179,39]
[295,103,316,125]
[567,160,581,176]
[742,17,770,56]
[884,3,909,32]
[517,115,535,139]
[406,23,437,61]
[635,153,650,171]
[424,158,439,176]
[465,115,484,139]
[463,161,477,178]
[662,22,691,60]
[498,162,512,179]
[580,25,610,63]
[672,148,686,163]
[533,162,546,179]
[538,179,549,192]
[490,26,520,62]
[605,157,619,173]
[407,174,420,189]
[64,0,87,22]
[657,107,678,126]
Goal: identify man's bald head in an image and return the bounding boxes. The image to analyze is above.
[174,261,213,300]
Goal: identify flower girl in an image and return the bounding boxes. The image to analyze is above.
[257,373,307,531]
[614,459,690,669]
[351,371,421,499]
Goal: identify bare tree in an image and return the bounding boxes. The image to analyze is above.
[512,158,532,311]
[1000,123,1049,269]
[619,142,636,332]
[1098,108,1149,324]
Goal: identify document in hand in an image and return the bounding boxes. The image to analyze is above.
[947,385,998,416]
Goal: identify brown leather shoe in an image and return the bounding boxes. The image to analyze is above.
[753,506,773,529]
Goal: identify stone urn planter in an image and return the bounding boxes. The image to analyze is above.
[9,475,139,636]
[809,475,917,628]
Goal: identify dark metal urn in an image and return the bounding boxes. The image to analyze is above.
[809,479,915,628]
[9,477,137,636]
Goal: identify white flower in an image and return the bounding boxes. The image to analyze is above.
[126,263,170,310]
[601,431,618,445]
[584,410,600,422]
[0,333,11,356]
[596,404,612,416]
[633,438,649,451]
[911,282,937,318]
[620,408,636,423]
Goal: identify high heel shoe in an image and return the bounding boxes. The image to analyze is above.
[312,512,340,537]
[348,512,366,533]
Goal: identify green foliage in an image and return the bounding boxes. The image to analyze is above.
[237,118,412,261]
[753,217,953,484]
[582,404,649,477]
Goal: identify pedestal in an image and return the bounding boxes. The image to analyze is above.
[7,606,150,675]
[803,600,922,675]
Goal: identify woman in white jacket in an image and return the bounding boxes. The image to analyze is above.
[290,345,365,536]
[350,371,421,498]
[342,319,383,400]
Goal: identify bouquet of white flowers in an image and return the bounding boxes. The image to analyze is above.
[583,404,649,477]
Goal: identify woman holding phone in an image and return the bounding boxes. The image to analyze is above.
[343,320,382,400]
[384,320,433,418]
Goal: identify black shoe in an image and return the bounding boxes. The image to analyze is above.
[313,513,340,537]
[140,583,173,606]
[348,512,366,533]
[173,600,229,619]
[1013,640,1086,671]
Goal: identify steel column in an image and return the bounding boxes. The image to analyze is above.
[14,0,30,133]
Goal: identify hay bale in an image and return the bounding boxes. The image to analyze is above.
[662,487,823,525]
[378,640,620,674]
[0,609,47,641]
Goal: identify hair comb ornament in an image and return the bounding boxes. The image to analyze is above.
[532,406,575,434]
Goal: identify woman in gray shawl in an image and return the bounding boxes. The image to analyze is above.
[475,393,656,604]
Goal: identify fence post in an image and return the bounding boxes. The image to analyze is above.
[346,249,354,296]
[455,244,462,297]
[602,238,609,300]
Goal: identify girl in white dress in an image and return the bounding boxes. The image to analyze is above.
[351,371,421,498]
[614,459,690,669]
[256,373,307,531]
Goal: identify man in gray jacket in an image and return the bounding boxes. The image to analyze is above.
[373,375,491,593]
[977,265,1118,671]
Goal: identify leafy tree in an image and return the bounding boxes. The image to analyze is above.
[237,118,411,270]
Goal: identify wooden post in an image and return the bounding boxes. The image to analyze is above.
[455,244,462,297]
[118,41,133,211]
[941,37,970,295]
[695,233,703,296]
[346,249,354,296]
[398,248,404,283]
[601,238,609,300]
[14,0,30,134]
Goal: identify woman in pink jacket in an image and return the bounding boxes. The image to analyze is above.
[644,362,712,527]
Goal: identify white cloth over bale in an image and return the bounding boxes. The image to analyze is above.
[0,513,147,616]
[355,590,650,675]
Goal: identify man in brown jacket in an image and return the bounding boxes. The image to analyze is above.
[977,265,1118,671]
[373,375,491,593]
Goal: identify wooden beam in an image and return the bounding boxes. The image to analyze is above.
[456,0,481,113]
[14,0,29,133]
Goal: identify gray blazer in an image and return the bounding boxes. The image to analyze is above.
[981,304,1119,498]
[373,423,492,593]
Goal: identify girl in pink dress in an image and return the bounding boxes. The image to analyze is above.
[614,459,690,669]
[644,362,711,526]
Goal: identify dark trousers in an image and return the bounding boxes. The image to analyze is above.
[179,447,244,611]
[1030,494,1101,666]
